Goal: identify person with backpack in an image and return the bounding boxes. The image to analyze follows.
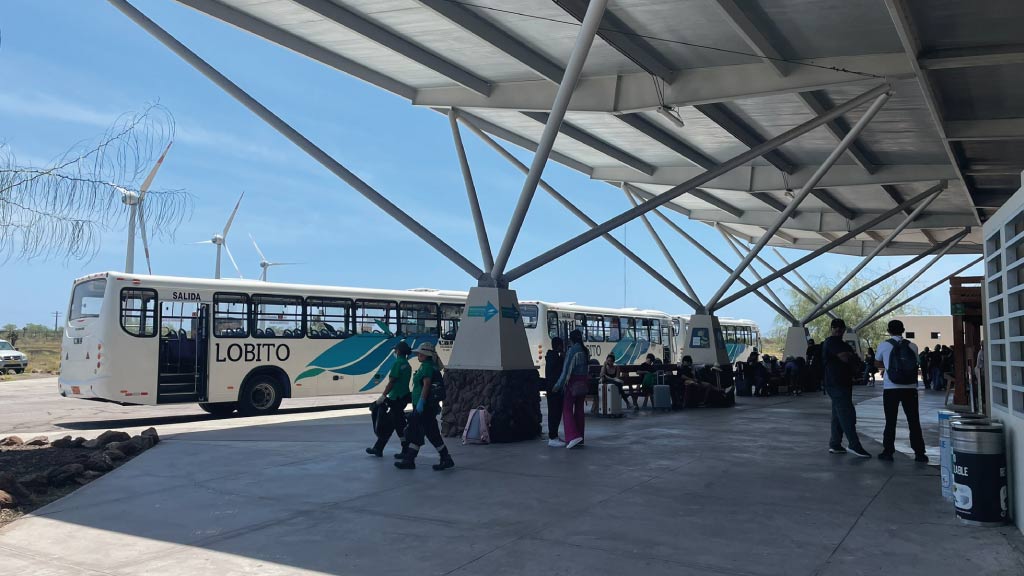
[366,341,413,458]
[544,337,566,447]
[552,329,588,450]
[874,320,927,462]
[822,318,872,458]
[395,342,454,471]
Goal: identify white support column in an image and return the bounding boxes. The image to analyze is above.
[490,0,608,281]
[448,109,494,273]
[801,183,944,322]
[707,90,893,310]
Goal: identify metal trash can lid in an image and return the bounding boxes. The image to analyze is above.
[952,420,1004,455]
[940,412,986,437]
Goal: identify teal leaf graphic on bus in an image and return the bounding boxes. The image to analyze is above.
[295,333,437,393]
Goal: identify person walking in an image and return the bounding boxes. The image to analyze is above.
[395,343,454,471]
[544,337,566,447]
[875,320,928,462]
[822,318,872,458]
[553,329,588,450]
[862,347,877,387]
[919,347,931,389]
[366,341,413,457]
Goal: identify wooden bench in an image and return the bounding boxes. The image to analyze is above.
[587,363,673,410]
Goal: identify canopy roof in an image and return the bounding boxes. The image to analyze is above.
[176,0,1024,256]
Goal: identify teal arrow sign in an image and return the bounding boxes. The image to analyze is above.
[501,305,521,323]
[468,301,498,322]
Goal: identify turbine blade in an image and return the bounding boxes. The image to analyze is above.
[194,240,214,244]
[267,262,300,267]
[222,192,244,238]
[249,233,266,262]
[138,140,173,200]
[224,243,243,279]
[138,202,153,275]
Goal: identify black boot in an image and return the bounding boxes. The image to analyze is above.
[366,438,385,457]
[395,447,418,470]
[393,441,409,459]
[432,450,455,471]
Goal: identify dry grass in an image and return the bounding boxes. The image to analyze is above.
[1,336,61,381]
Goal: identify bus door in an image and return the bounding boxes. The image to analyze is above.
[661,323,673,363]
[158,301,209,403]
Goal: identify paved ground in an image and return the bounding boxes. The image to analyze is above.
[0,376,376,439]
[1,388,1020,576]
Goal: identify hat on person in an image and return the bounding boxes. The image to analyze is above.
[411,342,436,357]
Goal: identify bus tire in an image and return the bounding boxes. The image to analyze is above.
[199,402,237,417]
[238,374,283,416]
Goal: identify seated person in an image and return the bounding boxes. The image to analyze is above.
[636,353,660,409]
[599,353,632,409]
[679,355,695,379]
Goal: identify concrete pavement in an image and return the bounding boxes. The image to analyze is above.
[0,391,1021,575]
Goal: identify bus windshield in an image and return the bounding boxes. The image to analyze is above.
[520,304,539,329]
[69,278,107,320]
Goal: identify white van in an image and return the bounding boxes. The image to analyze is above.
[0,339,29,374]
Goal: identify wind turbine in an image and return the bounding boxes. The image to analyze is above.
[197,193,244,279]
[250,234,298,281]
[119,140,173,274]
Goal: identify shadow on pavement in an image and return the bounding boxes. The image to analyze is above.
[52,401,372,431]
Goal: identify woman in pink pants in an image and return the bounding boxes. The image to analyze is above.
[553,329,588,449]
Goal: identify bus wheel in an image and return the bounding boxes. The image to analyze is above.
[238,375,283,416]
[199,402,237,417]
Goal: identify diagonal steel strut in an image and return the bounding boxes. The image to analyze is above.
[108,0,484,280]
[503,82,892,283]
[448,109,494,273]
[713,182,946,310]
[857,255,982,330]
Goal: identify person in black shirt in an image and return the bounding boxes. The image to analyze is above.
[544,337,566,447]
[822,318,871,458]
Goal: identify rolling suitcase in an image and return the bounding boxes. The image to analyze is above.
[653,372,671,411]
[597,381,624,417]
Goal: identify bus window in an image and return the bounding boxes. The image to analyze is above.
[254,295,303,338]
[400,302,439,337]
[620,317,636,341]
[306,297,351,338]
[651,319,662,345]
[214,293,249,338]
[605,316,620,342]
[440,304,463,340]
[120,288,157,337]
[547,311,559,339]
[724,325,735,344]
[520,304,539,329]
[69,278,106,320]
[355,300,397,335]
[161,300,199,340]
[587,315,605,342]
[574,313,587,340]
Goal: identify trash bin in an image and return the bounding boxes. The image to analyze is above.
[939,411,988,502]
[951,420,1008,526]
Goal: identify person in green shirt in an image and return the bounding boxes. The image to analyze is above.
[395,342,454,471]
[366,341,413,457]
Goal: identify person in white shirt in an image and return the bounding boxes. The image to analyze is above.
[874,319,928,462]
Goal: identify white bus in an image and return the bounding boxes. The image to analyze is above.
[60,272,466,416]
[668,315,761,364]
[521,301,675,376]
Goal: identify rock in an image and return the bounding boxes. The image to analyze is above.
[107,439,139,457]
[135,434,155,450]
[0,472,33,504]
[103,448,126,461]
[74,470,104,485]
[17,473,50,494]
[82,438,100,449]
[0,436,24,447]
[0,490,15,509]
[72,437,87,447]
[84,452,114,473]
[88,430,131,449]
[46,463,85,487]
[441,368,541,443]
[24,436,49,447]
[140,427,160,445]
[51,436,75,449]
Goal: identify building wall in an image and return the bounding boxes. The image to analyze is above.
[983,171,1024,534]
[893,315,954,349]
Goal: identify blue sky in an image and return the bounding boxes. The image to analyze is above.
[1,0,981,334]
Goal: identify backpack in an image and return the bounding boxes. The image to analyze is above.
[886,339,919,384]
[462,406,490,444]
[430,369,446,402]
